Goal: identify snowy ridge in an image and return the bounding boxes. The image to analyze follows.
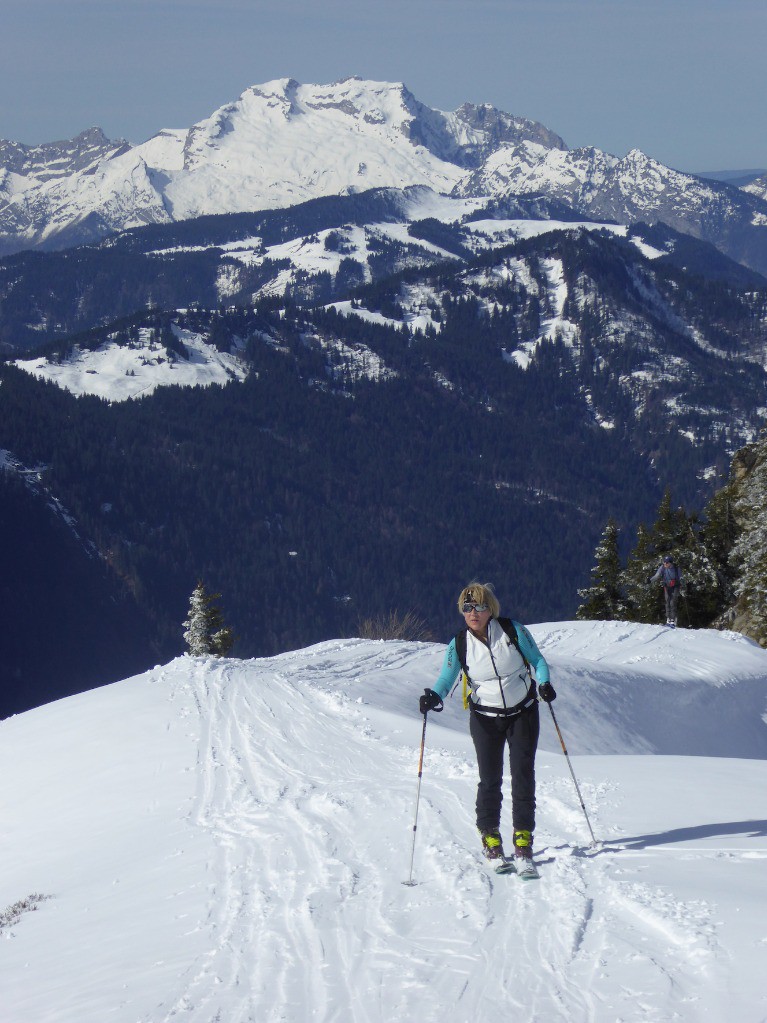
[2,621,767,1022]
[9,211,765,450]
[205,209,628,307]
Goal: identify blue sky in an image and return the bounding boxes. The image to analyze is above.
[2,0,765,172]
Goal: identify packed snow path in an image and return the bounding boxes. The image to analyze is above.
[2,622,767,1022]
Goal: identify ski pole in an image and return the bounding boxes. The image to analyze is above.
[545,701,598,848]
[403,706,430,886]
[682,592,691,628]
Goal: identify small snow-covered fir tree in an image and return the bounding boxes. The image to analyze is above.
[183,582,234,657]
[576,518,626,620]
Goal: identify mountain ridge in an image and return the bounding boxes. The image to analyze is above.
[2,77,767,277]
[3,220,766,704]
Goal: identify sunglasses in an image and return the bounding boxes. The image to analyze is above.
[462,602,489,614]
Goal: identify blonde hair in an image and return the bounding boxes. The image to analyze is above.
[457,581,500,618]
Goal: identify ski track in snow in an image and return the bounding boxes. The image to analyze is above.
[138,650,738,1023]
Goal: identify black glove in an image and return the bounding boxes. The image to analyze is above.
[646,576,653,584]
[538,682,557,703]
[419,688,443,714]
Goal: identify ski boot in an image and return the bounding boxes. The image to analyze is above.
[513,829,539,880]
[480,829,505,861]
[480,829,515,874]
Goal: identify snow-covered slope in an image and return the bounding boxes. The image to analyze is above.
[2,622,766,1022]
[157,206,629,306]
[456,143,718,216]
[456,142,767,263]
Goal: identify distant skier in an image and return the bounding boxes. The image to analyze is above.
[649,554,684,627]
[418,582,555,877]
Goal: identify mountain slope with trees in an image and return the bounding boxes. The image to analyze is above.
[0,462,155,715]
[3,222,767,714]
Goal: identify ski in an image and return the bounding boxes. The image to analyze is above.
[494,857,516,875]
[489,856,539,879]
[515,859,540,881]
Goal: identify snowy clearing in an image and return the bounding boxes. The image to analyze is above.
[13,328,247,401]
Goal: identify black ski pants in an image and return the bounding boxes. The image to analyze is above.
[469,701,540,835]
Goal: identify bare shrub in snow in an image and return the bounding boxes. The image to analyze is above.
[356,609,434,642]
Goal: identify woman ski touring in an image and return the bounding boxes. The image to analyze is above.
[418,582,555,878]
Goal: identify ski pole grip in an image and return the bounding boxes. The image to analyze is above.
[420,688,443,714]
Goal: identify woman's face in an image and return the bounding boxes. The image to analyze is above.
[462,601,492,633]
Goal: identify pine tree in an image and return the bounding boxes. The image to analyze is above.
[699,485,738,579]
[696,485,737,629]
[731,439,767,639]
[182,582,235,657]
[620,523,660,622]
[648,489,689,556]
[674,510,725,628]
[576,518,625,620]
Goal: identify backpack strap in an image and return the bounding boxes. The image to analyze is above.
[454,628,470,709]
[455,627,468,673]
[497,616,531,671]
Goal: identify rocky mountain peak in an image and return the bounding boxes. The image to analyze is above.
[453,102,567,153]
[0,127,130,183]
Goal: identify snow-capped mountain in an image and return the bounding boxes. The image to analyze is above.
[2,623,767,1022]
[2,77,767,276]
[0,79,562,254]
[458,143,725,219]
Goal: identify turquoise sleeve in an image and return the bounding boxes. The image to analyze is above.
[515,622,551,685]
[432,638,461,700]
